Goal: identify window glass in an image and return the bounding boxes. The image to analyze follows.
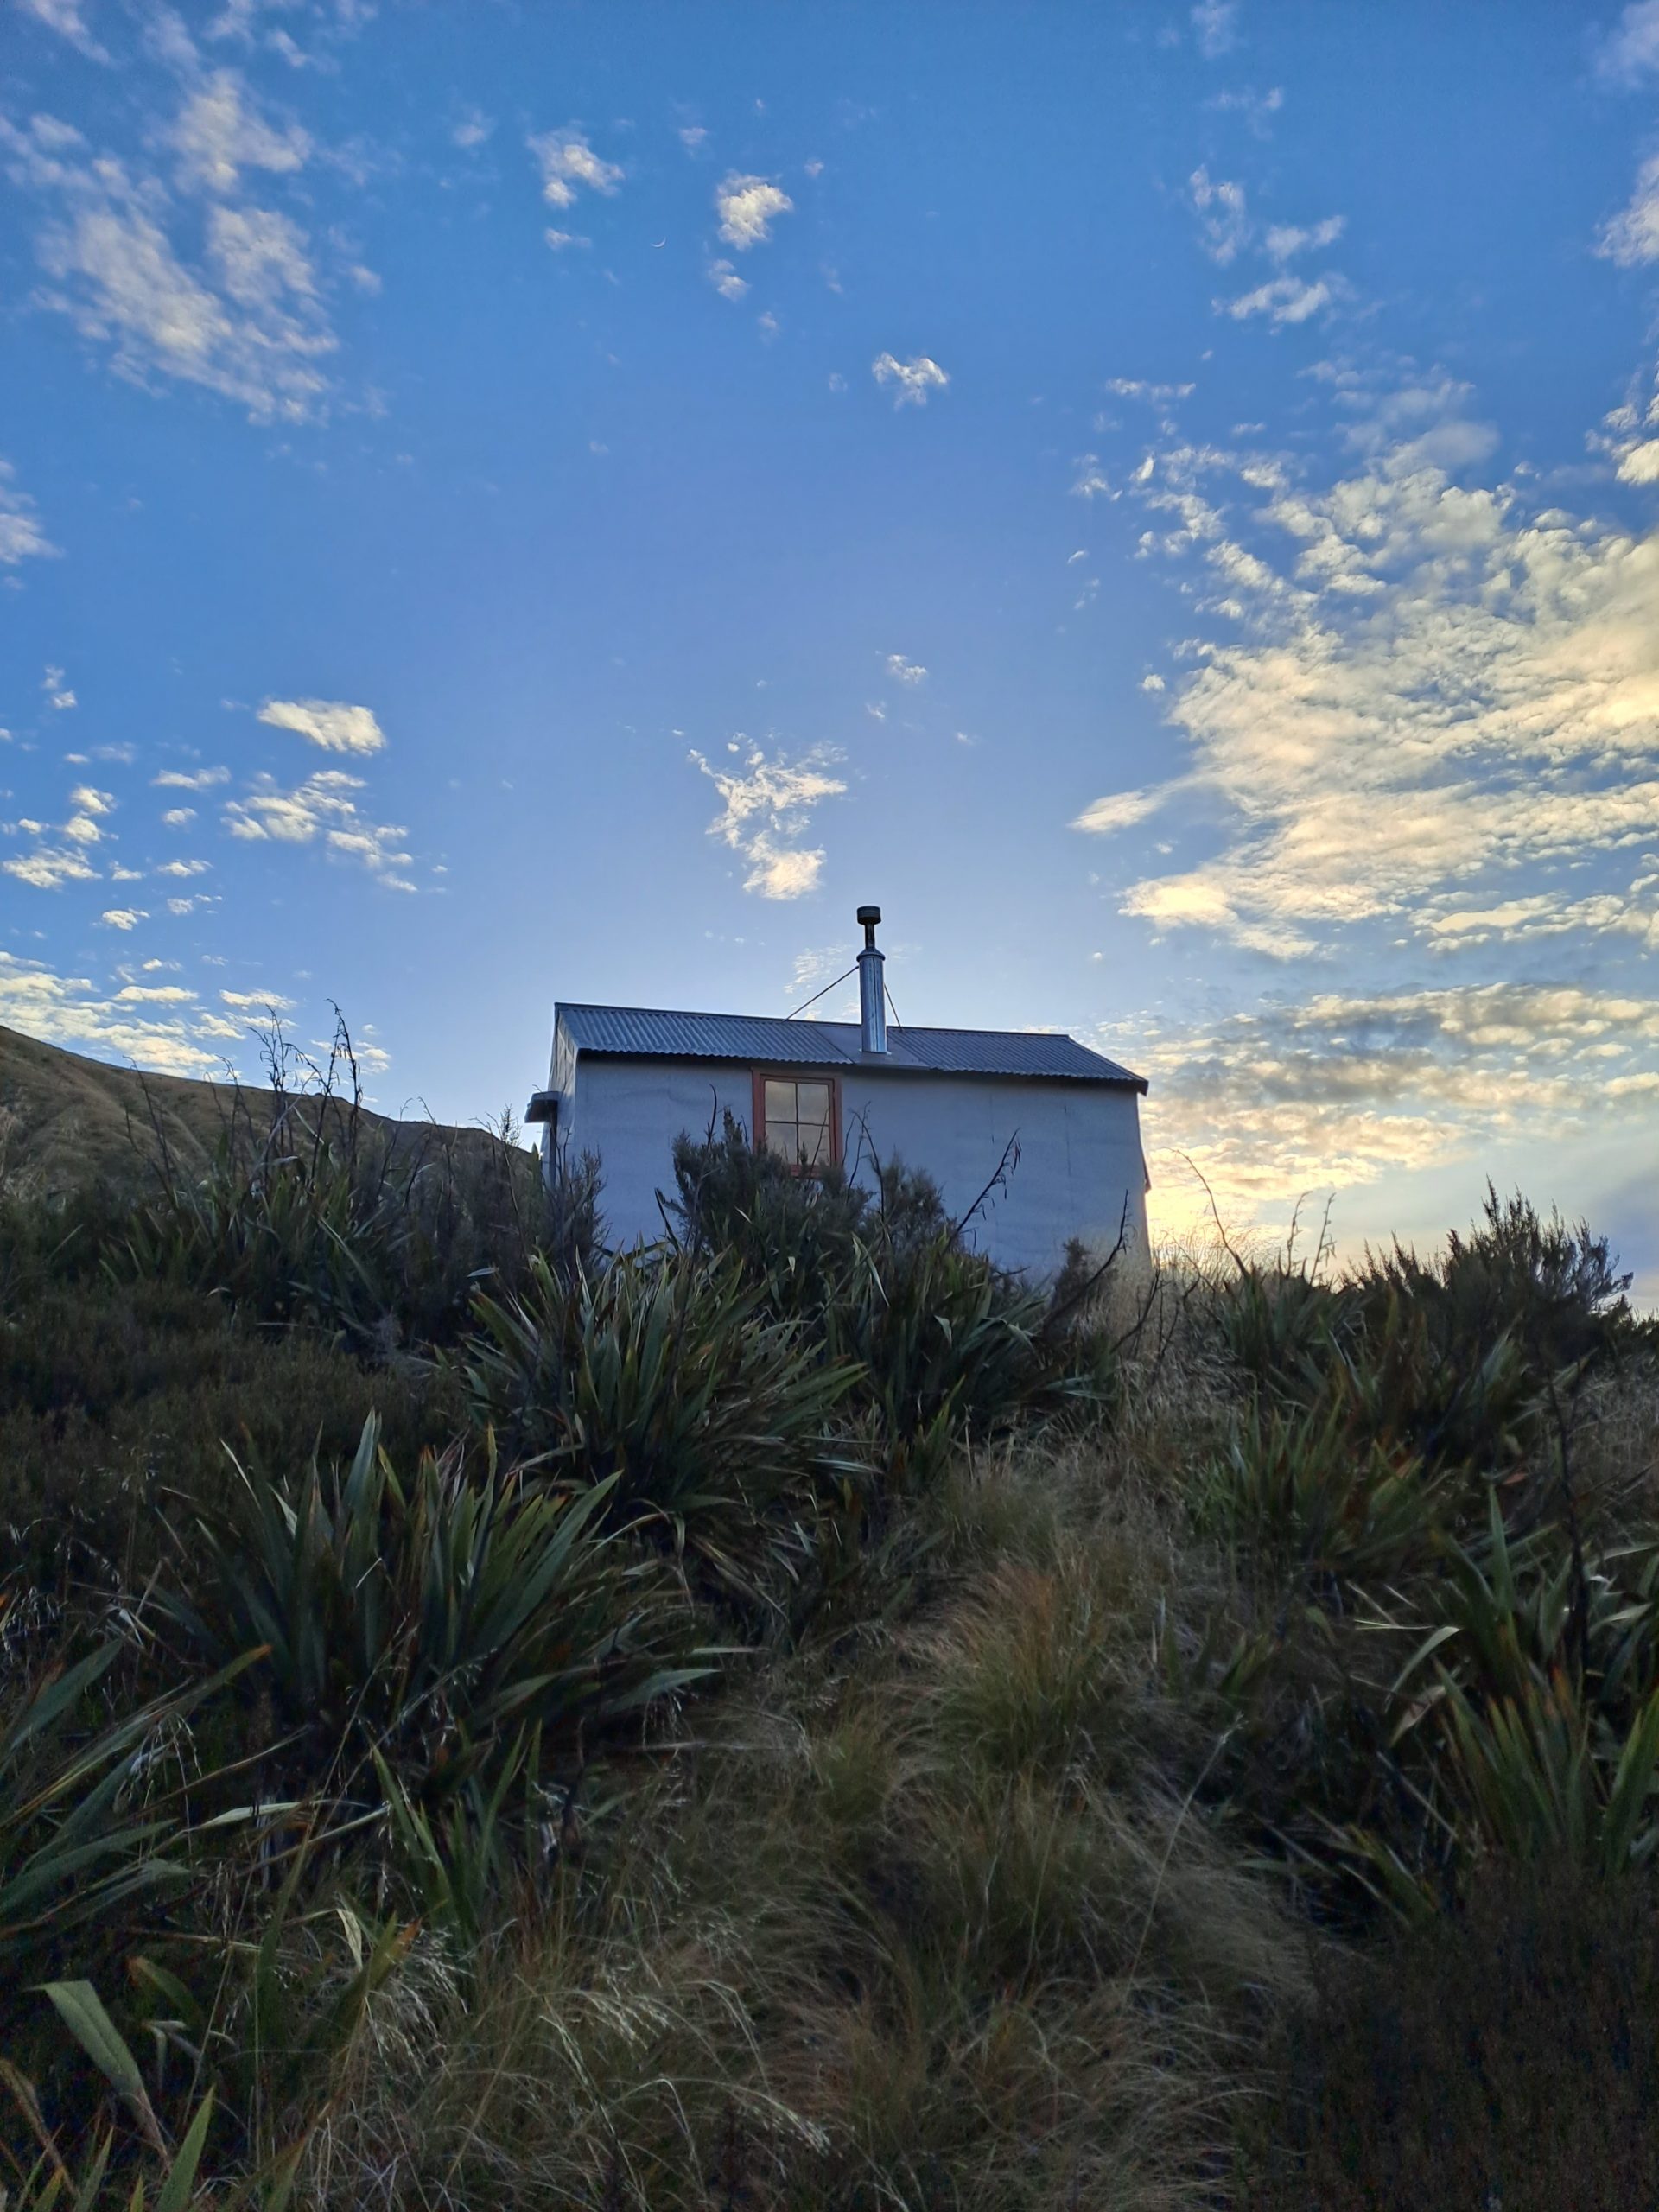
[759,1076,834,1166]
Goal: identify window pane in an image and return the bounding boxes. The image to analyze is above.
[765,1120,798,1161]
[764,1079,796,1122]
[800,1119,830,1166]
[796,1082,830,1122]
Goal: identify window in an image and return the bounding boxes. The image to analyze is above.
[753,1072,839,1169]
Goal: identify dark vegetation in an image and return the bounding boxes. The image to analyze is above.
[1,1027,1656,2206]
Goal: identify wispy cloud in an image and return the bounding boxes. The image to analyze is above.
[1189,169,1346,320]
[528,129,622,208]
[1073,369,1659,966]
[1,106,338,423]
[872,353,950,408]
[1221,272,1338,323]
[707,257,747,301]
[4,779,117,887]
[1599,153,1659,265]
[1191,0,1240,59]
[884,652,926,685]
[1596,0,1659,85]
[715,172,792,250]
[1206,85,1283,137]
[1137,982,1659,1235]
[5,846,98,889]
[0,950,231,1072]
[451,107,493,150]
[14,0,108,61]
[224,769,415,888]
[257,697,386,754]
[42,664,76,710]
[0,461,60,565]
[1189,168,1249,264]
[168,69,310,194]
[691,743,846,899]
[154,766,230,790]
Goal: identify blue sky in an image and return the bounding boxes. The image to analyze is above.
[6,0,1659,1288]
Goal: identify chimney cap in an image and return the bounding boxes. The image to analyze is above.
[856,904,881,926]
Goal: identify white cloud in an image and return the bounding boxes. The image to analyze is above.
[1191,0,1239,57]
[154,766,229,789]
[1139,982,1659,1238]
[1206,85,1283,135]
[1071,455,1116,499]
[1618,437,1659,483]
[1189,167,1249,264]
[884,652,926,685]
[708,257,747,301]
[162,806,197,827]
[1263,215,1344,261]
[1599,153,1659,266]
[1188,172,1345,314]
[168,70,310,194]
[224,768,415,887]
[452,108,493,150]
[0,461,60,565]
[544,229,589,252]
[257,697,386,754]
[220,987,295,1009]
[99,907,148,931]
[1085,372,1659,967]
[43,664,76,709]
[0,949,226,1075]
[872,353,950,408]
[13,0,107,60]
[1106,378,1196,405]
[679,125,708,153]
[1597,0,1659,84]
[208,203,316,312]
[1,108,338,424]
[1071,788,1169,836]
[715,172,792,250]
[1221,272,1336,323]
[4,844,98,889]
[115,983,196,1004]
[155,859,211,877]
[528,129,622,208]
[691,743,845,899]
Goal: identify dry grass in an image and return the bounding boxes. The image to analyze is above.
[300,1436,1307,2210]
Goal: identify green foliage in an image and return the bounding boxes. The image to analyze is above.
[466,1249,863,1603]
[0,1649,193,1980]
[156,1414,692,1797]
[669,1115,1115,1483]
[0,1274,451,1602]
[1195,1395,1451,1593]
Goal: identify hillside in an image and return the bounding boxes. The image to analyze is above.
[2,1052,1656,2204]
[0,1020,521,1201]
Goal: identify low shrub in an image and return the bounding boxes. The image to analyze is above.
[1249,1865,1659,2211]
[465,1249,864,1608]
[156,1414,696,1802]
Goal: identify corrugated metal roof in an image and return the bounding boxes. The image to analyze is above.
[554,1003,1147,1090]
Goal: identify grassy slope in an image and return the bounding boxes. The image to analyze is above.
[0,1020,516,1199]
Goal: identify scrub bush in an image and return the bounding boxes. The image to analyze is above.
[156,1413,695,1801]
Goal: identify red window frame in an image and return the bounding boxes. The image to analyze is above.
[751,1068,842,1171]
